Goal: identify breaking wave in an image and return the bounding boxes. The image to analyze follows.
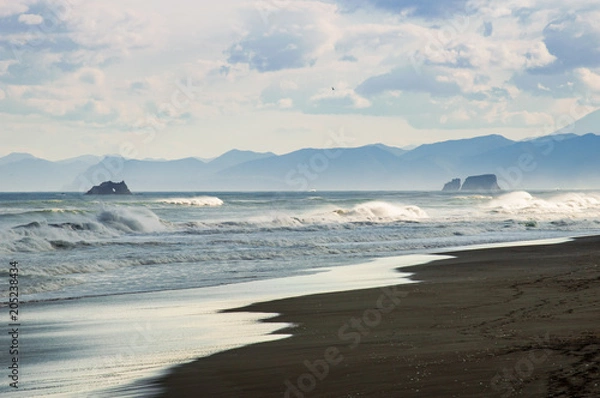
[454,195,493,200]
[4,190,600,300]
[330,201,428,222]
[0,207,166,253]
[486,191,600,218]
[97,207,165,233]
[172,201,429,233]
[157,196,223,206]
[0,200,426,253]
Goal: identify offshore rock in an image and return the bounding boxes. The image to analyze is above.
[461,174,501,192]
[85,181,132,195]
[442,178,461,191]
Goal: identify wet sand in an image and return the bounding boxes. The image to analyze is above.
[158,236,600,397]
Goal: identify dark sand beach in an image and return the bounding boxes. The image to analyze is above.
[158,236,600,397]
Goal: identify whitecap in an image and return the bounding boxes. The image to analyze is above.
[158,196,224,207]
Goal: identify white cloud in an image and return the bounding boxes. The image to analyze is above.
[62,2,168,59]
[18,13,43,25]
[278,98,293,108]
[2,0,600,159]
[576,68,600,92]
[537,83,550,91]
[310,86,372,109]
[5,65,116,121]
[0,0,31,18]
[0,60,17,75]
[226,1,340,72]
[279,80,298,90]
[440,108,471,124]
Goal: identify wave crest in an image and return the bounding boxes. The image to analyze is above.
[487,191,600,217]
[158,196,223,207]
[332,201,428,222]
[0,207,166,253]
[97,207,165,233]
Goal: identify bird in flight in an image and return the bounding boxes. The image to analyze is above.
[331,87,335,91]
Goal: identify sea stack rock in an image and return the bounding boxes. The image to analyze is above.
[85,181,132,195]
[442,178,461,191]
[461,174,501,192]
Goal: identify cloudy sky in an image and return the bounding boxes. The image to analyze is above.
[1,0,599,160]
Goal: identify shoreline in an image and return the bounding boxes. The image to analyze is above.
[8,248,435,397]
[16,235,577,306]
[157,235,600,397]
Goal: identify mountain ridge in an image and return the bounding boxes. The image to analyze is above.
[1,130,599,192]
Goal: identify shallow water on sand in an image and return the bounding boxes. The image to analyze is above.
[12,254,440,397]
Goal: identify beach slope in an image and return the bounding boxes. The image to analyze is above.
[158,236,600,397]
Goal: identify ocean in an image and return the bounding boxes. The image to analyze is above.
[2,190,600,396]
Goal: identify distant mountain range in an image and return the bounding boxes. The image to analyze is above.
[2,110,600,192]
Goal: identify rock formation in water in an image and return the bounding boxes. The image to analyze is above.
[442,178,461,191]
[85,180,132,195]
[460,174,501,192]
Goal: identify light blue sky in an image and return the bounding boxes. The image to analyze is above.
[1,0,599,160]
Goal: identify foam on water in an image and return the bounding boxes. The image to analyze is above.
[2,191,600,301]
[454,195,493,200]
[332,201,429,222]
[228,201,429,228]
[486,191,600,218]
[0,206,166,253]
[157,196,224,207]
[98,207,166,233]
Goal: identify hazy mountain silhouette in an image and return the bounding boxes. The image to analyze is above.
[0,152,38,166]
[66,150,276,191]
[71,157,207,192]
[552,108,600,136]
[367,143,407,157]
[0,156,94,191]
[56,155,102,166]
[213,146,403,190]
[205,149,276,172]
[400,134,514,162]
[463,133,600,189]
[1,115,600,191]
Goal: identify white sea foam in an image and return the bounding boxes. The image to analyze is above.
[158,196,223,206]
[221,201,429,229]
[454,195,493,200]
[486,191,600,218]
[330,201,428,222]
[97,207,165,233]
[0,207,166,253]
[22,259,124,278]
[4,191,600,302]
[18,277,86,296]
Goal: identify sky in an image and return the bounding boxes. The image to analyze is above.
[1,0,600,161]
